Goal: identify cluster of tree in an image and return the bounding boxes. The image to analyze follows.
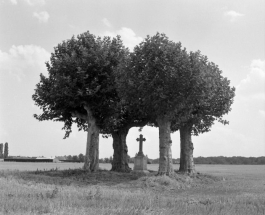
[32,31,235,175]
[98,155,154,164]
[149,158,179,164]
[194,156,265,165]
[57,154,85,162]
[145,157,265,165]
[99,155,152,164]
[99,156,113,163]
[0,143,9,159]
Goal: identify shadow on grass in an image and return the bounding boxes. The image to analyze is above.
[15,168,153,187]
[0,168,222,191]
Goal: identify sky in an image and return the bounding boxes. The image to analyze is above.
[0,0,264,159]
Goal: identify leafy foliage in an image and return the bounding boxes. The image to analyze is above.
[116,33,235,133]
[116,33,190,121]
[32,31,128,138]
[171,51,235,135]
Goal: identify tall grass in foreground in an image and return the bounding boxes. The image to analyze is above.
[0,170,264,215]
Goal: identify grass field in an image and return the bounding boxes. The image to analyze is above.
[0,163,264,215]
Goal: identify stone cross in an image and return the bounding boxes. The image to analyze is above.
[136,134,146,156]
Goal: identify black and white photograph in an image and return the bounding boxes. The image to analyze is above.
[0,0,264,214]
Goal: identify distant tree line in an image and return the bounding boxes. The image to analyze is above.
[97,155,265,165]
[98,156,113,163]
[57,154,85,162]
[137,156,265,165]
[148,158,179,164]
[194,156,265,165]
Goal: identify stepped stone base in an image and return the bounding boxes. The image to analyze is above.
[133,154,149,174]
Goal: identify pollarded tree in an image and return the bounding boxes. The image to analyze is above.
[4,142,8,158]
[116,33,191,175]
[33,31,148,173]
[171,51,235,174]
[33,31,128,172]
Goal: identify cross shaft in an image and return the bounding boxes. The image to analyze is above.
[136,134,146,156]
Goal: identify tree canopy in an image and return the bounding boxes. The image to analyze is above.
[116,33,191,121]
[171,51,235,135]
[33,31,127,138]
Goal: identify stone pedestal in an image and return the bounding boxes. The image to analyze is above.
[132,154,149,174]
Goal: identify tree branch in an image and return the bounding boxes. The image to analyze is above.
[71,111,87,120]
[83,104,93,119]
[126,119,149,129]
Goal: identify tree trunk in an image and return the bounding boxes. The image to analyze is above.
[179,124,195,174]
[111,128,131,172]
[83,106,99,172]
[157,116,174,176]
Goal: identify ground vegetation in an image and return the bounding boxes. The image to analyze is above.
[0,165,264,215]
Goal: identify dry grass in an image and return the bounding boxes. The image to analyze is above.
[0,165,264,215]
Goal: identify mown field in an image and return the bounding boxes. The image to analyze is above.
[0,162,264,215]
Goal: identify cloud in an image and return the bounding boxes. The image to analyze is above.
[0,102,8,140]
[0,45,50,81]
[237,59,265,100]
[259,110,265,117]
[102,18,112,28]
[194,59,265,157]
[235,59,265,120]
[33,11,50,23]
[0,125,8,140]
[9,0,17,5]
[104,27,143,51]
[224,10,244,22]
[24,0,46,6]
[9,0,45,6]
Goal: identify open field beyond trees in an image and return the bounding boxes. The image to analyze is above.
[0,163,264,215]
